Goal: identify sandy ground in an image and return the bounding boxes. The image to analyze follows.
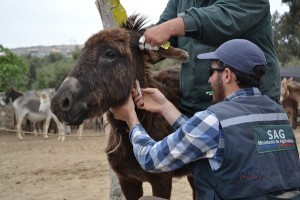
[0,129,192,200]
[1,127,299,200]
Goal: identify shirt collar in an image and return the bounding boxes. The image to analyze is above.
[225,87,262,101]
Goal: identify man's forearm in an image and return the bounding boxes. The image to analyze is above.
[161,102,181,125]
[126,111,140,129]
[161,17,185,37]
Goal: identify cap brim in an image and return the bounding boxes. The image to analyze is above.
[197,52,218,60]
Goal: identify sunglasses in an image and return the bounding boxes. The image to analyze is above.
[208,66,225,76]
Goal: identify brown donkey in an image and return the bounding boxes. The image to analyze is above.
[281,77,299,129]
[51,15,195,200]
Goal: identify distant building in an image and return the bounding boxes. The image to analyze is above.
[10,44,83,58]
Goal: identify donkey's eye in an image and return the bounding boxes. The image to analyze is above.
[104,49,118,59]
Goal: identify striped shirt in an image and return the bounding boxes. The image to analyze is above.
[129,87,262,172]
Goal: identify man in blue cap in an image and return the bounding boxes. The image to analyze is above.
[111,39,300,199]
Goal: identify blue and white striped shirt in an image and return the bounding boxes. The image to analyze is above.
[129,88,262,172]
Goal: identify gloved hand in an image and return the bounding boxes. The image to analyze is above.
[139,35,159,51]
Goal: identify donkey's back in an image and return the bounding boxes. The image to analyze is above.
[14,96,45,122]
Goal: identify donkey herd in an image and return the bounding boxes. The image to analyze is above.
[1,14,299,199]
[1,88,86,141]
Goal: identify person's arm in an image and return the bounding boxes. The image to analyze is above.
[129,110,220,172]
[111,90,220,172]
[141,0,270,48]
[182,0,270,46]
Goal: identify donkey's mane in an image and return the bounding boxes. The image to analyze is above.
[121,14,148,31]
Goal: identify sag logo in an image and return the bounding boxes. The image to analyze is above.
[254,125,296,153]
[267,129,285,140]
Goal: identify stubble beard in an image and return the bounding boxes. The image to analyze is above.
[212,75,225,104]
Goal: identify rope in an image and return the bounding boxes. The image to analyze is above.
[107,134,122,155]
[101,118,123,154]
[0,127,103,138]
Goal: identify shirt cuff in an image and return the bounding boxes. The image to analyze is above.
[129,124,144,141]
[182,15,198,32]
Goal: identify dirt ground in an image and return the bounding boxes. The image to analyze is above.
[0,128,193,200]
[0,127,299,200]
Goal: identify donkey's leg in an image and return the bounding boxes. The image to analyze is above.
[43,116,51,139]
[51,113,65,141]
[148,174,172,199]
[77,124,84,139]
[16,114,26,140]
[119,177,143,200]
[32,122,38,136]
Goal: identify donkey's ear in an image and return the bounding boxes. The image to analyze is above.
[159,46,189,63]
[282,77,287,83]
[143,46,189,64]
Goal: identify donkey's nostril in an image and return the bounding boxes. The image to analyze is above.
[62,98,69,108]
[59,95,73,111]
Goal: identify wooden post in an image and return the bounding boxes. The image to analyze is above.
[102,112,125,200]
[94,1,127,199]
[95,0,127,28]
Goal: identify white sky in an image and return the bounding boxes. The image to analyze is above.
[0,0,290,49]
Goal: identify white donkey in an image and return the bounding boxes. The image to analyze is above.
[39,92,66,141]
[3,88,65,140]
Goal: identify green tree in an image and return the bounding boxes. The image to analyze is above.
[23,54,44,89]
[32,57,75,90]
[0,45,29,92]
[46,52,64,63]
[72,45,82,60]
[272,1,300,66]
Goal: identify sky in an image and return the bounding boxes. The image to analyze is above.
[0,0,290,49]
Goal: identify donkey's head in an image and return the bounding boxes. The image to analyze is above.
[51,14,188,125]
[2,87,23,105]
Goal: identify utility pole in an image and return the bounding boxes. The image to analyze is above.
[94,1,127,199]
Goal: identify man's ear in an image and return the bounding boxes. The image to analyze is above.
[224,68,237,84]
[224,68,231,83]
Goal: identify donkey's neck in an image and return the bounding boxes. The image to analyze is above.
[288,85,300,103]
[10,91,23,102]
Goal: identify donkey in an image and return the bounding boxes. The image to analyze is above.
[51,15,195,199]
[281,77,299,129]
[39,92,66,140]
[3,88,65,140]
[281,77,300,103]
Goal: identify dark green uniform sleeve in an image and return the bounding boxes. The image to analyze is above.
[155,0,280,114]
[183,0,270,46]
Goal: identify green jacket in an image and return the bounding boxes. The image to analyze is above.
[158,0,280,114]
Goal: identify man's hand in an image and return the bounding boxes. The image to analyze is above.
[139,18,185,50]
[110,95,139,128]
[134,88,181,125]
[133,88,167,114]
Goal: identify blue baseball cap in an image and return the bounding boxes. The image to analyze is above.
[197,39,267,75]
